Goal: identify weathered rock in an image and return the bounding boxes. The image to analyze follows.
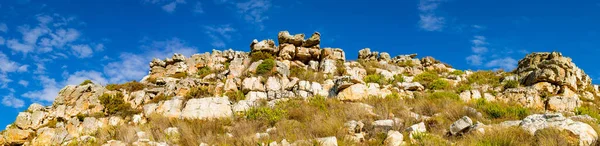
[345,120,364,134]
[14,112,32,129]
[520,113,598,146]
[154,96,184,118]
[384,130,405,146]
[303,32,320,47]
[337,84,368,101]
[500,87,544,109]
[358,48,378,61]
[103,140,128,146]
[319,59,337,74]
[321,48,346,61]
[515,52,591,93]
[3,129,34,145]
[373,119,394,131]
[246,91,268,101]
[279,44,296,60]
[315,137,338,146]
[379,52,391,62]
[250,39,278,54]
[406,122,426,134]
[398,82,424,91]
[181,97,233,119]
[82,117,101,134]
[278,31,305,46]
[449,116,473,135]
[28,103,45,112]
[276,61,290,77]
[546,96,581,112]
[242,77,266,92]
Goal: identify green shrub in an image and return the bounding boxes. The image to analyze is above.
[364,74,389,85]
[197,67,212,78]
[151,94,172,103]
[80,80,93,86]
[429,91,460,100]
[170,72,188,79]
[413,71,440,87]
[146,77,157,84]
[256,59,275,75]
[429,78,450,90]
[105,80,146,92]
[504,80,520,89]
[575,105,600,122]
[185,86,211,100]
[250,51,274,62]
[289,66,327,83]
[99,93,139,117]
[76,113,86,121]
[392,74,404,83]
[335,60,347,76]
[225,90,245,102]
[244,107,287,126]
[456,83,472,93]
[467,71,501,87]
[475,98,530,120]
[450,70,464,76]
[396,60,415,67]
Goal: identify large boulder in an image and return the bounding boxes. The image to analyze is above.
[180,97,233,119]
[3,129,34,145]
[278,43,296,60]
[303,32,320,47]
[515,52,592,93]
[519,113,598,146]
[449,116,473,135]
[336,84,368,101]
[250,39,277,54]
[321,48,346,61]
[358,48,379,61]
[546,95,581,112]
[277,31,305,46]
[154,96,184,118]
[384,130,405,146]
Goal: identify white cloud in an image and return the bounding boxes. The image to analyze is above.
[0,74,13,88]
[17,65,29,72]
[235,0,272,30]
[0,52,26,73]
[70,44,93,58]
[18,25,50,45]
[162,2,178,13]
[2,94,24,108]
[0,23,7,33]
[18,80,29,87]
[417,0,445,31]
[193,1,204,13]
[22,76,60,102]
[34,63,46,74]
[145,0,187,13]
[466,55,483,66]
[104,38,197,83]
[204,25,236,48]
[65,70,108,85]
[485,57,518,70]
[94,44,105,52]
[6,39,35,54]
[0,36,5,45]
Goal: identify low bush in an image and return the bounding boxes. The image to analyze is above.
[99,93,139,117]
[244,107,287,126]
[475,98,530,120]
[450,70,465,76]
[80,80,93,86]
[185,86,211,100]
[170,72,188,79]
[429,91,460,100]
[413,71,440,87]
[429,78,450,90]
[146,77,157,84]
[456,127,534,146]
[289,66,327,83]
[335,60,347,76]
[225,90,246,102]
[396,60,415,67]
[456,83,472,93]
[467,71,501,87]
[105,80,146,92]
[151,94,172,103]
[504,80,520,89]
[575,105,600,123]
[256,59,275,75]
[364,74,389,85]
[197,66,212,78]
[250,51,275,62]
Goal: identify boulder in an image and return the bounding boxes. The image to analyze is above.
[384,130,405,146]
[337,84,368,101]
[276,61,290,77]
[278,31,305,46]
[295,47,312,62]
[27,103,45,112]
[398,82,424,91]
[449,116,473,135]
[181,97,233,119]
[246,91,268,101]
[303,32,320,47]
[14,112,32,129]
[406,122,426,134]
[315,137,338,146]
[546,96,581,112]
[520,113,598,146]
[250,39,277,54]
[358,48,379,61]
[242,77,266,92]
[345,120,365,134]
[515,52,591,93]
[266,77,282,91]
[103,140,128,146]
[372,119,394,131]
[319,59,337,74]
[229,57,247,78]
[321,48,346,61]
[3,129,34,145]
[278,44,296,60]
[155,96,184,118]
[379,52,391,62]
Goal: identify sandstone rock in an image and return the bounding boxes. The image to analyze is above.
[15,112,32,129]
[358,48,378,61]
[246,91,268,101]
[3,129,34,145]
[516,52,591,93]
[155,96,184,118]
[278,31,305,46]
[109,116,122,126]
[319,59,337,74]
[520,113,598,146]
[242,77,266,93]
[379,52,391,62]
[295,47,312,62]
[250,39,277,54]
[28,103,45,112]
[449,116,473,135]
[279,44,296,60]
[337,84,368,101]
[143,103,158,116]
[181,97,233,119]
[546,96,581,112]
[32,127,70,146]
[276,61,290,77]
[500,87,544,109]
[398,82,424,91]
[321,48,346,61]
[384,130,405,146]
[103,140,128,146]
[373,119,394,131]
[345,120,364,134]
[82,117,101,134]
[266,77,282,91]
[406,122,426,134]
[303,32,320,47]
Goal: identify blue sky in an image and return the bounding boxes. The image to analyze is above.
[0,0,599,128]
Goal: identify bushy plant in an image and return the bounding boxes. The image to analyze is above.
[475,98,530,120]
[467,71,501,87]
[575,105,600,122]
[151,94,172,103]
[244,107,287,126]
[99,93,139,117]
[289,66,327,83]
[450,70,464,76]
[170,72,188,79]
[250,51,274,62]
[413,71,439,87]
[256,59,275,75]
[146,77,157,84]
[335,60,347,76]
[429,91,460,100]
[397,60,415,67]
[105,80,146,92]
[456,83,472,93]
[429,78,450,90]
[80,80,93,86]
[185,86,211,100]
[225,90,245,102]
[197,66,212,78]
[392,74,404,83]
[364,74,389,85]
[504,80,520,89]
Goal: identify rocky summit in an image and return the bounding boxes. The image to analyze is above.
[2,31,600,146]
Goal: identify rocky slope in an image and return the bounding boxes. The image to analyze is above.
[2,31,600,146]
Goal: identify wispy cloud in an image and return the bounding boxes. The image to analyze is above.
[465,35,519,70]
[204,24,236,48]
[2,94,24,109]
[18,80,28,87]
[144,0,187,13]
[417,0,445,31]
[485,57,517,70]
[0,23,7,33]
[21,75,60,102]
[235,0,272,30]
[193,1,204,14]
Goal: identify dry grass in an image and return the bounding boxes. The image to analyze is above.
[455,127,534,146]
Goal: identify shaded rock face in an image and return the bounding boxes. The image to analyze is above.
[515,52,592,94]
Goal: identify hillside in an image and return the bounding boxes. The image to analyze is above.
[2,31,600,146]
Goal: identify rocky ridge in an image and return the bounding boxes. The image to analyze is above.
[1,31,600,146]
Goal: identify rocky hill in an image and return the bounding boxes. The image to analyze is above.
[2,31,600,146]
